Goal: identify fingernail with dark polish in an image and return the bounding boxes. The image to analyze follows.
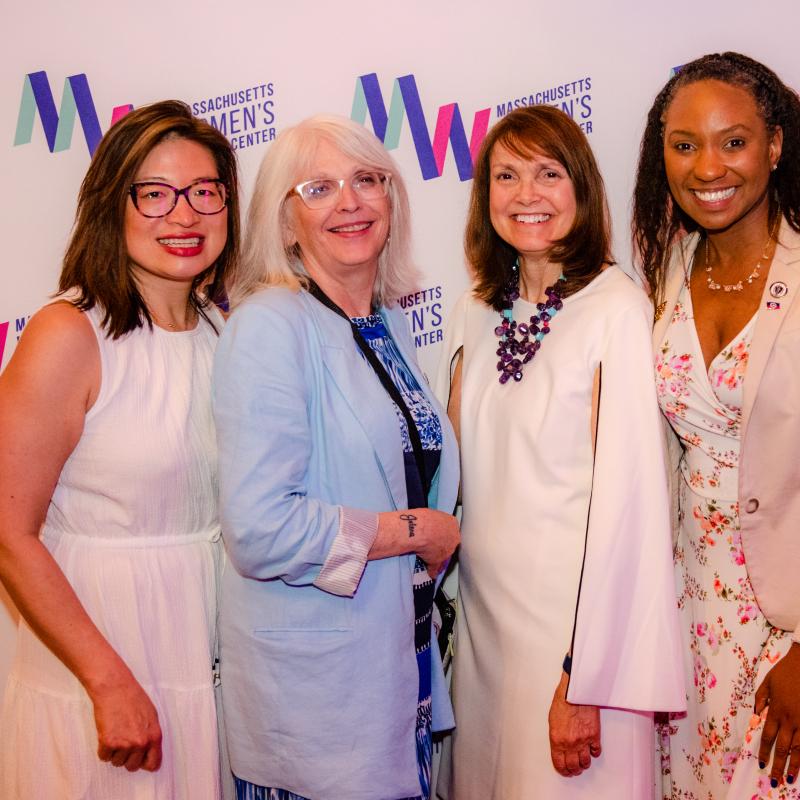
[788,775,795,785]
[759,761,766,770]
[771,778,778,788]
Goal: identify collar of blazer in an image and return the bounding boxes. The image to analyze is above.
[301,289,432,511]
[652,220,800,430]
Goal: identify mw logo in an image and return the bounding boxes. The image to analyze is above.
[14,71,133,156]
[352,73,491,182]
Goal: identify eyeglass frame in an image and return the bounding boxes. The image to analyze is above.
[128,178,229,218]
[289,172,392,209]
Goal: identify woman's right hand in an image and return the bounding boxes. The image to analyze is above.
[373,508,460,576]
[89,672,163,772]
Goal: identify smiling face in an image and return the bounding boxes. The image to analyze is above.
[124,137,228,292]
[662,79,782,235]
[285,139,391,287]
[488,140,577,268]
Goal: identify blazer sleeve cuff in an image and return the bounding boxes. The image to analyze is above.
[313,507,379,597]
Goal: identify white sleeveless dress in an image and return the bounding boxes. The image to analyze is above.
[1,305,223,799]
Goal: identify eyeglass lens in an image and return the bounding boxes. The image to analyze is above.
[299,172,388,208]
[132,180,227,217]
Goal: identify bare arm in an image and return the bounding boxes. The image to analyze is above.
[0,304,161,772]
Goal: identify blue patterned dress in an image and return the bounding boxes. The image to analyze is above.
[234,313,443,800]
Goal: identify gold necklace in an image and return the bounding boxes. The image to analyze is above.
[704,223,777,293]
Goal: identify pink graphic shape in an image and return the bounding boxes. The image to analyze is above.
[431,103,457,175]
[469,107,491,162]
[110,104,134,127]
[431,103,492,177]
[0,321,9,368]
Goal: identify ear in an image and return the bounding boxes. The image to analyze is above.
[769,125,784,171]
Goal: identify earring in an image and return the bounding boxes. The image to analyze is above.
[771,163,779,172]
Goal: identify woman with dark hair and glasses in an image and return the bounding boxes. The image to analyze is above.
[437,105,684,799]
[0,100,239,798]
[634,51,800,797]
[213,114,460,800]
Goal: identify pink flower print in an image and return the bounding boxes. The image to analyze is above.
[696,621,707,637]
[707,625,721,655]
[714,577,723,595]
[706,671,717,688]
[757,774,772,795]
[738,603,759,624]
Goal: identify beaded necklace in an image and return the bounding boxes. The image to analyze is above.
[495,264,566,384]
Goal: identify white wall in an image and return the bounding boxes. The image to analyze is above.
[2,0,798,705]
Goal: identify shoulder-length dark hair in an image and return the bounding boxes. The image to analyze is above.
[467,105,611,311]
[58,99,240,338]
[632,51,800,303]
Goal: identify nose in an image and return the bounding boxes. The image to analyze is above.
[515,176,541,204]
[693,146,726,182]
[166,193,200,225]
[336,180,361,212]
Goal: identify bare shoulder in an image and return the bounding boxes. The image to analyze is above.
[1,301,100,411]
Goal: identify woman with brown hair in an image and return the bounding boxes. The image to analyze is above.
[0,100,239,798]
[634,51,800,798]
[437,105,684,799]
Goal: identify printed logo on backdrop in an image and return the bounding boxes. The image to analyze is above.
[13,71,277,156]
[351,72,593,183]
[0,315,31,369]
[14,71,133,155]
[191,83,276,151]
[399,287,444,348]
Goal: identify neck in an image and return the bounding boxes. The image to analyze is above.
[704,199,775,268]
[305,263,377,317]
[518,255,563,303]
[132,271,196,331]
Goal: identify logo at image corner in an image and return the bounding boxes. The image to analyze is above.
[0,314,31,369]
[13,71,133,156]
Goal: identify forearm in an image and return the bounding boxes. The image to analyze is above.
[0,533,134,696]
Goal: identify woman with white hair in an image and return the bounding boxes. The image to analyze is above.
[213,115,460,800]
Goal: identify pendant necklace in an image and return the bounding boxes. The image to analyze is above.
[495,262,565,384]
[704,221,778,292]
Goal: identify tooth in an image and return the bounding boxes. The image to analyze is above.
[695,188,735,202]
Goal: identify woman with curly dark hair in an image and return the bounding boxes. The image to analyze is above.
[633,52,800,797]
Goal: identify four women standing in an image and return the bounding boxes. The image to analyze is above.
[2,50,798,800]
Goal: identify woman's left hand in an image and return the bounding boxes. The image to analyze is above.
[548,670,602,777]
[755,642,800,786]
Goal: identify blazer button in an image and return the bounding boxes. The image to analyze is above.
[745,498,759,513]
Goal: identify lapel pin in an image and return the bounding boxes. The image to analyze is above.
[769,281,789,298]
[766,301,781,310]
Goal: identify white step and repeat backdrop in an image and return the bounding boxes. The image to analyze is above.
[1,0,797,701]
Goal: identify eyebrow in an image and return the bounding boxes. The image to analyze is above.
[666,123,755,138]
[133,175,221,182]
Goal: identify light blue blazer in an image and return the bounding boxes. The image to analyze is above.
[213,286,459,800]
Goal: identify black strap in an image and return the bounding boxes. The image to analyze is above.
[307,282,430,504]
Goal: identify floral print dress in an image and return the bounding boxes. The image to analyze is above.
[654,281,799,800]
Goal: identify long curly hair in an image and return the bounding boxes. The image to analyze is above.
[632,52,800,302]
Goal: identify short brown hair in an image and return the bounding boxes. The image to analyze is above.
[59,99,240,338]
[467,105,611,310]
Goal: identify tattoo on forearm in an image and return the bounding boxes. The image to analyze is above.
[400,513,418,538]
